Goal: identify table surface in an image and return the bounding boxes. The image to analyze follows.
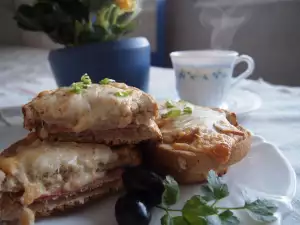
[0,46,300,224]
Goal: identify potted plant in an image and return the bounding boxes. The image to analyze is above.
[14,0,151,91]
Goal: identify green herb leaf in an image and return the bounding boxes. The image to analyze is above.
[183,106,193,115]
[183,215,207,225]
[162,176,180,207]
[219,210,240,225]
[245,199,278,222]
[114,90,133,97]
[183,196,217,220]
[199,184,215,202]
[172,216,190,225]
[207,170,229,200]
[161,214,173,225]
[100,78,115,85]
[81,74,92,85]
[162,109,182,119]
[166,100,175,108]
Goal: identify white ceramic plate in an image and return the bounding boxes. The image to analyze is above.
[33,135,296,225]
[221,89,262,116]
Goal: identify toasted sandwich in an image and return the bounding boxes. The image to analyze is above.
[0,133,141,225]
[145,100,251,184]
[22,79,162,145]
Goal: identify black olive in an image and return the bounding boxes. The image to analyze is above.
[115,194,151,225]
[122,167,165,207]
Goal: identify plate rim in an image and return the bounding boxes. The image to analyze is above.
[222,89,262,115]
[250,135,297,199]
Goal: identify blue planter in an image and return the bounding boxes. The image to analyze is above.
[48,37,151,91]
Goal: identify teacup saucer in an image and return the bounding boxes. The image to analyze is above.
[220,89,262,115]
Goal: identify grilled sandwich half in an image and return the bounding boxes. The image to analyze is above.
[22,81,162,145]
[0,133,141,225]
[145,100,251,184]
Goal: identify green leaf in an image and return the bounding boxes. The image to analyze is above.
[207,170,229,200]
[162,109,182,119]
[183,215,207,225]
[199,185,215,202]
[114,90,133,97]
[166,100,175,108]
[245,199,278,222]
[182,196,217,220]
[161,214,173,225]
[162,176,180,206]
[99,78,115,85]
[183,106,193,115]
[172,216,190,225]
[219,210,240,225]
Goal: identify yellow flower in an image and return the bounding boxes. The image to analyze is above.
[115,0,135,11]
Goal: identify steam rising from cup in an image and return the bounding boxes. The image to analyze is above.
[194,0,252,49]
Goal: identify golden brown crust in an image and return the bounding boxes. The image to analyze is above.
[146,102,252,184]
[146,128,251,184]
[37,121,162,146]
[22,83,161,144]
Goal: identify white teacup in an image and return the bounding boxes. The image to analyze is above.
[170,50,255,107]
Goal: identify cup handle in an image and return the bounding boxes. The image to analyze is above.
[231,55,255,88]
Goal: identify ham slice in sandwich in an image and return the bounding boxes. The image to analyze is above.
[0,133,141,225]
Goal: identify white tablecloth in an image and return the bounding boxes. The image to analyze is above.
[0,47,300,224]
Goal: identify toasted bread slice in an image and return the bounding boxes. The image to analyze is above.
[145,101,251,184]
[0,175,123,224]
[22,82,162,145]
[0,133,140,224]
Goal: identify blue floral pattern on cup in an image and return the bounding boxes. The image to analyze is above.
[177,69,227,81]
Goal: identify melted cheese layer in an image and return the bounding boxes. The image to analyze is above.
[0,140,117,204]
[158,101,245,162]
[27,83,155,132]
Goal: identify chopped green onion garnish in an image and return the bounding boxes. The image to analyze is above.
[162,109,182,118]
[71,82,83,94]
[183,106,193,115]
[100,78,115,85]
[70,74,92,94]
[165,100,175,108]
[114,90,133,97]
[81,74,92,85]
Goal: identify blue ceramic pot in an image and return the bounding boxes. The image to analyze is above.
[48,37,151,91]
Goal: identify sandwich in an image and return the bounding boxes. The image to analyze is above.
[0,133,141,225]
[22,76,162,145]
[145,100,251,184]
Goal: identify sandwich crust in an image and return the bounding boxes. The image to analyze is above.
[0,133,140,224]
[22,82,162,145]
[145,101,252,184]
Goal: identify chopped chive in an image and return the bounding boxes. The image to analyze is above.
[114,90,133,97]
[183,106,193,115]
[100,78,115,85]
[166,100,175,108]
[81,74,92,85]
[162,109,182,118]
[71,82,82,94]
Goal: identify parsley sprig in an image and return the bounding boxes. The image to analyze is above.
[71,74,92,93]
[158,170,278,225]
